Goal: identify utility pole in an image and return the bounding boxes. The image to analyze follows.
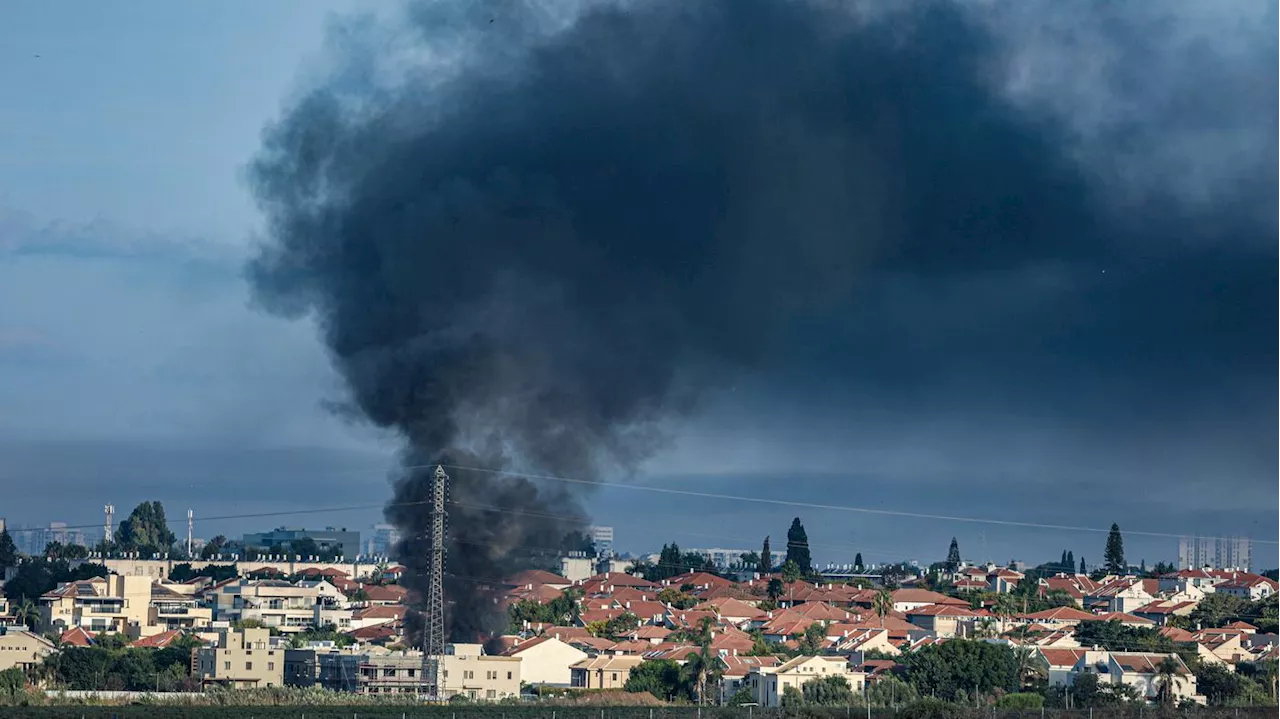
[422,465,448,699]
[187,509,194,557]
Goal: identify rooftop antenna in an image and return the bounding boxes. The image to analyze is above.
[422,465,448,698]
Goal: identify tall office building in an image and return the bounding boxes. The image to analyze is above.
[1178,536,1251,571]
[589,526,614,558]
[365,524,402,558]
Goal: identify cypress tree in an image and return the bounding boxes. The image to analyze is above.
[785,518,812,574]
[946,538,962,572]
[1066,550,1074,569]
[854,553,863,571]
[1079,556,1086,574]
[759,536,772,574]
[1060,550,1068,567]
[1104,524,1126,574]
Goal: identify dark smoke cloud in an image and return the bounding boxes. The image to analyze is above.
[249,0,1276,638]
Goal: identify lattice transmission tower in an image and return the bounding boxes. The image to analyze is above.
[421,464,448,698]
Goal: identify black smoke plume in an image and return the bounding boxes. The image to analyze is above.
[248,0,1275,639]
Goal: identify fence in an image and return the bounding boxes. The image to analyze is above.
[3,706,1277,719]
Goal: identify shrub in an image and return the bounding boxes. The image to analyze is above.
[995,693,1043,709]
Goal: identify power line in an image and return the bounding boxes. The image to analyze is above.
[428,463,1280,546]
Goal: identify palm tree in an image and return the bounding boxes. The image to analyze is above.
[14,600,39,632]
[767,578,783,603]
[682,617,721,705]
[994,594,1018,632]
[973,618,997,639]
[1156,657,1181,704]
[1261,659,1278,702]
[873,588,893,628]
[1012,646,1046,691]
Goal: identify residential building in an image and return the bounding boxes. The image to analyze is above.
[0,627,55,672]
[206,579,351,633]
[560,555,596,583]
[1035,648,1086,687]
[1215,576,1277,601]
[1070,650,1199,704]
[441,644,522,700]
[40,574,154,637]
[364,524,401,558]
[746,656,867,707]
[890,589,967,613]
[1086,578,1159,613]
[150,583,213,631]
[569,654,645,690]
[719,655,781,704]
[242,527,361,559]
[685,548,756,571]
[358,652,426,695]
[501,635,587,686]
[1179,536,1251,571]
[194,627,285,688]
[905,605,982,638]
[589,526,615,558]
[13,522,87,557]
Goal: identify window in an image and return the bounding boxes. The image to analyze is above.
[268,662,275,671]
[384,668,395,677]
[246,662,253,670]
[464,670,474,679]
[507,671,513,680]
[487,690,496,699]
[408,668,416,677]
[224,662,231,670]
[612,673,618,681]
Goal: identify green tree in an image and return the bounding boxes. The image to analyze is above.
[1080,556,1086,574]
[658,587,697,610]
[801,674,854,705]
[899,639,1018,701]
[782,684,804,706]
[798,621,826,654]
[759,536,772,574]
[1156,657,1181,705]
[14,599,40,631]
[854,553,863,571]
[1190,593,1250,629]
[1104,524,1125,574]
[0,530,18,567]
[0,666,25,699]
[767,578,784,603]
[780,560,802,584]
[624,659,688,700]
[682,617,721,705]
[200,534,228,559]
[738,551,760,570]
[945,538,961,572]
[785,518,812,574]
[115,501,176,555]
[1066,551,1074,569]
[4,558,108,605]
[873,588,893,627]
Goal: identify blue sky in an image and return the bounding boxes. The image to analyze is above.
[0,1,1274,570]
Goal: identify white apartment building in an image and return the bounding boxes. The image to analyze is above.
[207,579,352,633]
[1178,536,1251,571]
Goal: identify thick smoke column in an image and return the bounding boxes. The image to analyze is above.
[248,0,1274,639]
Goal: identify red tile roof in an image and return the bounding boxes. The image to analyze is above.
[131,630,184,648]
[506,569,569,587]
[1038,648,1086,668]
[890,588,968,606]
[362,584,408,603]
[59,627,95,647]
[1020,607,1096,622]
[344,625,398,644]
[1087,612,1154,625]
